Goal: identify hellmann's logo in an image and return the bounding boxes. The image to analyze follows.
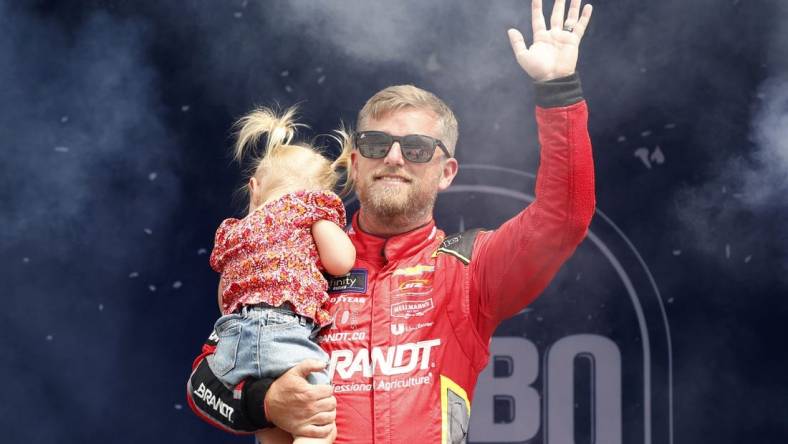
[193,383,234,423]
[328,339,441,379]
[391,298,434,318]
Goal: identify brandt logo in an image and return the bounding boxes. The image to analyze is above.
[193,383,234,423]
[391,299,434,318]
[319,330,367,343]
[328,339,441,379]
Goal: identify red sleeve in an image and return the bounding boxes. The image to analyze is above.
[469,100,596,342]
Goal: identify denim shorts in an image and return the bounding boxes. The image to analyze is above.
[207,304,330,387]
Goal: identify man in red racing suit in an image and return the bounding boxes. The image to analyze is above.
[187,2,595,442]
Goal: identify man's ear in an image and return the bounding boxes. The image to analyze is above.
[438,158,459,192]
[350,151,359,183]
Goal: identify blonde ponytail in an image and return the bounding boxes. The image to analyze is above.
[229,105,355,211]
[232,106,305,164]
[329,122,355,197]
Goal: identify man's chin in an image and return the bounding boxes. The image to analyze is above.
[367,198,410,218]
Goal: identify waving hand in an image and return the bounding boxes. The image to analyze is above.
[507,0,593,81]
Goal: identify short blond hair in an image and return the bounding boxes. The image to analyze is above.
[356,84,459,155]
[231,106,353,207]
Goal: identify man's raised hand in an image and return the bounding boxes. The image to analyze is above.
[507,0,593,81]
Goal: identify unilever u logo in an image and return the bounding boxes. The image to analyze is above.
[433,165,674,444]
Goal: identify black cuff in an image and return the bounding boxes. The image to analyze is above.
[533,72,583,108]
[244,378,276,429]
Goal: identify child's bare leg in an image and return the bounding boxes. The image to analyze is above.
[255,427,293,444]
[292,423,336,444]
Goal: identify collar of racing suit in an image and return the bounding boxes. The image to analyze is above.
[348,212,441,265]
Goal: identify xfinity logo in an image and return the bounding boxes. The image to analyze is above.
[328,339,441,379]
[330,276,358,289]
[193,383,234,423]
[327,269,368,293]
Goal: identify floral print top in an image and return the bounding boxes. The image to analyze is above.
[210,190,346,326]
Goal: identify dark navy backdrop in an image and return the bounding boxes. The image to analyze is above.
[2,0,786,443]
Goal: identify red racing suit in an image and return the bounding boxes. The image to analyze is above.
[186,73,595,443]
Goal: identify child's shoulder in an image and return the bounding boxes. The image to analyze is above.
[213,217,242,238]
[288,189,343,208]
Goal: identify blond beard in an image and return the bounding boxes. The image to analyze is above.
[356,168,441,224]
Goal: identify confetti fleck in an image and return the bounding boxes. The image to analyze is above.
[317,75,326,85]
[617,135,626,142]
[181,105,190,112]
[60,115,69,123]
[174,404,183,410]
[425,53,441,72]
[650,145,665,165]
[536,316,543,322]
[172,281,183,289]
[22,257,30,263]
[640,67,647,73]
[280,70,289,77]
[197,248,208,255]
[144,228,153,235]
[149,284,157,292]
[722,186,727,194]
[284,85,293,93]
[672,250,682,256]
[576,273,582,281]
[587,314,593,320]
[98,304,104,311]
[634,147,652,169]
[129,271,139,278]
[233,11,243,18]
[664,123,676,129]
[725,244,731,259]
[667,297,674,304]
[640,130,652,137]
[46,335,53,341]
[54,146,69,153]
[148,172,158,181]
[315,66,323,73]
[744,255,752,263]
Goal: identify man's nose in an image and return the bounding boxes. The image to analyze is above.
[383,142,405,166]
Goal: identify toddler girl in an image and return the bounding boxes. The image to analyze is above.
[208,106,355,443]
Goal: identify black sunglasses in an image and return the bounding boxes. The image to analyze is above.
[354,131,452,163]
